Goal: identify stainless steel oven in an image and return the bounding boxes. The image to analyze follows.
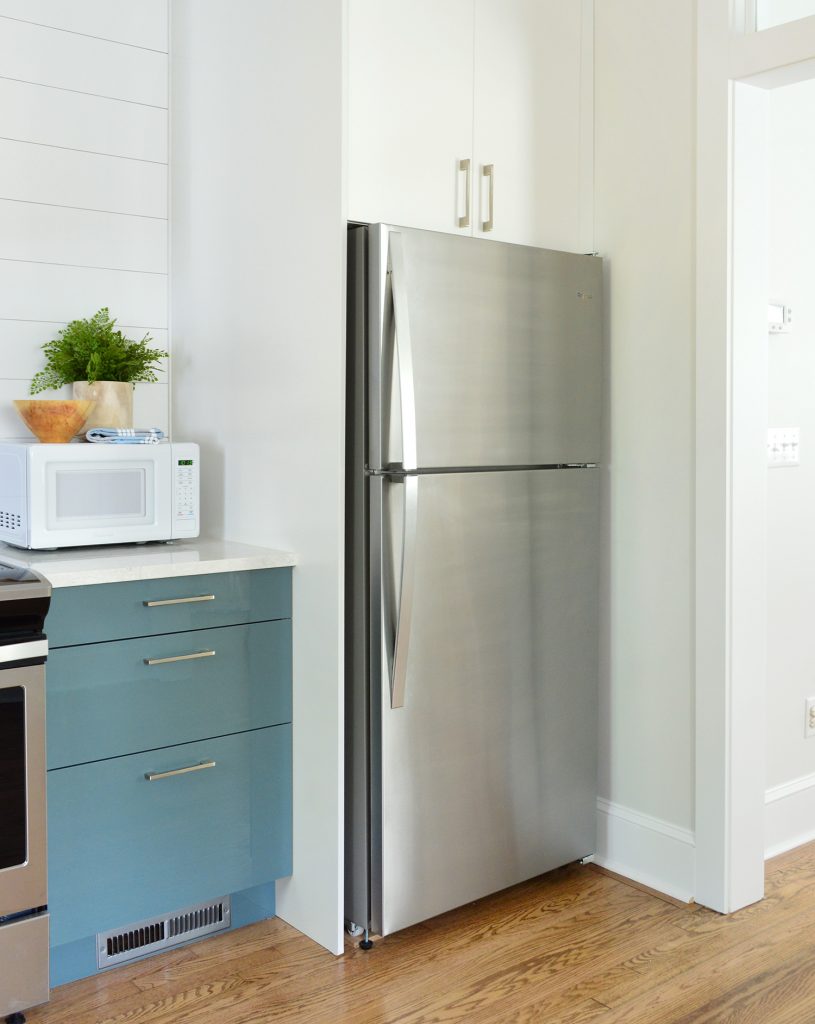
[0,563,51,1023]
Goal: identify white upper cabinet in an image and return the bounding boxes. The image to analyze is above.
[348,0,593,253]
[347,0,475,235]
[473,0,586,250]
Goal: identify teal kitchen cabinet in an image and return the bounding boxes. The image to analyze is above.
[47,621,292,769]
[45,567,293,986]
[45,568,291,647]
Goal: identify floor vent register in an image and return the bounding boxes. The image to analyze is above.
[96,896,231,968]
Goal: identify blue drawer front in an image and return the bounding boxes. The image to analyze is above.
[47,620,292,769]
[48,724,292,947]
[46,568,291,647]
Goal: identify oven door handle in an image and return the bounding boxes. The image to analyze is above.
[0,638,47,666]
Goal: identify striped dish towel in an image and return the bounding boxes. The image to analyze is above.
[85,428,166,445]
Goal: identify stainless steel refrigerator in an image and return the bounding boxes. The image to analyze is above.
[345,223,602,940]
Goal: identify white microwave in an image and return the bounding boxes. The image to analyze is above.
[0,442,199,549]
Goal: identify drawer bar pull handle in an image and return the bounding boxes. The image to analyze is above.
[144,649,216,666]
[145,760,216,782]
[144,594,216,608]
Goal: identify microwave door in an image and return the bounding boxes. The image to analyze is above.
[27,445,172,549]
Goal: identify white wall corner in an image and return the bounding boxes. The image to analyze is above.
[765,772,815,859]
[595,799,695,903]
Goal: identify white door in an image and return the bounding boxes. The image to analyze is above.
[473,0,587,251]
[347,0,474,234]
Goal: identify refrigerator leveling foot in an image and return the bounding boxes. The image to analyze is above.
[345,921,364,938]
[359,928,374,951]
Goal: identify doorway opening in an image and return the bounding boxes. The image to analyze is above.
[697,25,815,912]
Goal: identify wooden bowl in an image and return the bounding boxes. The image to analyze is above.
[14,399,95,443]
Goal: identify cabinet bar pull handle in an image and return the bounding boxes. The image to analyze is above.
[458,158,471,228]
[145,760,216,782]
[143,594,215,607]
[482,164,494,232]
[144,649,215,666]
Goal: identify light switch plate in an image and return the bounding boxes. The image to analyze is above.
[767,427,800,467]
[806,697,815,738]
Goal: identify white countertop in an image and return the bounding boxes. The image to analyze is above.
[0,538,297,588]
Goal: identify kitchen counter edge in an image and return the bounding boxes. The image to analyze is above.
[0,538,297,589]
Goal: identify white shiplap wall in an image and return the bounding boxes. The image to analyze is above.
[0,1,169,440]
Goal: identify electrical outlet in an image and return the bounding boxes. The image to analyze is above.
[805,697,815,738]
[768,427,800,467]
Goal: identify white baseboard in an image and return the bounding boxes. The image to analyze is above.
[595,798,695,903]
[765,770,815,859]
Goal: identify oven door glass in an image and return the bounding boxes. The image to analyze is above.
[0,686,26,869]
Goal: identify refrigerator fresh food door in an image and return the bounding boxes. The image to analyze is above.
[371,467,600,936]
[368,225,603,472]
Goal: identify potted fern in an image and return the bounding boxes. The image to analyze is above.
[30,308,168,433]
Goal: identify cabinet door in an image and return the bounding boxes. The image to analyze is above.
[473,0,590,251]
[348,0,474,234]
[48,725,292,946]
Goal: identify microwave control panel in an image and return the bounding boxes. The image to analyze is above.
[172,443,200,538]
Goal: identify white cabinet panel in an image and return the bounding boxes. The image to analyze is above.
[348,0,474,233]
[0,1,168,51]
[473,0,585,251]
[0,140,167,218]
[0,19,167,107]
[348,1,591,250]
[0,79,167,163]
[0,200,167,273]
[0,262,167,328]
[0,322,168,380]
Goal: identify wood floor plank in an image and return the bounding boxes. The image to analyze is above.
[243,887,681,1017]
[495,996,612,1024]
[27,844,815,1024]
[130,918,297,991]
[566,873,815,1009]
[577,892,815,1024]
[87,894,680,1024]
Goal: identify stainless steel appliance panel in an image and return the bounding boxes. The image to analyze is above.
[0,913,49,1015]
[368,224,603,471]
[345,226,371,929]
[372,467,600,936]
[0,656,47,918]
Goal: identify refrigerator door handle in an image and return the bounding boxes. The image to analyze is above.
[388,232,418,471]
[388,475,418,709]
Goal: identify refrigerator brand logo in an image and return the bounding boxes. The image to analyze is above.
[577,291,593,301]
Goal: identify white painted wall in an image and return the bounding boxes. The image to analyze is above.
[765,78,815,856]
[170,0,346,954]
[593,0,697,898]
[0,2,170,439]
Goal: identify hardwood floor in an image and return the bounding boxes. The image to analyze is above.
[29,843,815,1024]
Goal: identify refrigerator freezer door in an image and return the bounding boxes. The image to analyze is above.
[372,467,600,936]
[369,225,603,471]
